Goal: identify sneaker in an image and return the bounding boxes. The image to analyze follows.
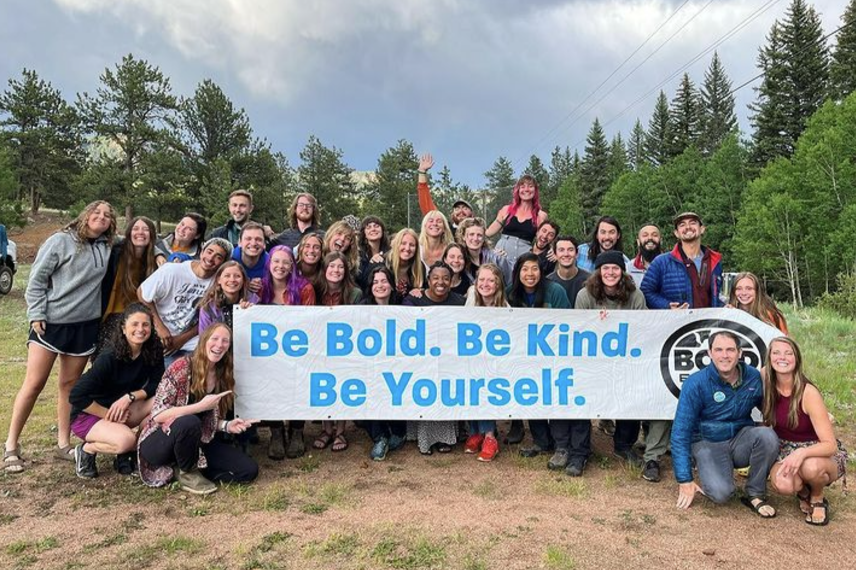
[477,436,499,462]
[505,420,525,445]
[613,448,643,468]
[519,444,553,458]
[547,449,570,471]
[388,434,406,452]
[286,429,306,459]
[370,438,389,461]
[565,456,587,477]
[74,444,98,479]
[113,452,136,476]
[642,459,661,482]
[268,426,286,460]
[178,469,217,495]
[464,434,485,454]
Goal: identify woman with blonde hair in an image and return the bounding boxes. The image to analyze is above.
[419,210,454,269]
[323,220,359,275]
[5,201,116,473]
[386,228,424,296]
[728,272,788,334]
[763,337,847,525]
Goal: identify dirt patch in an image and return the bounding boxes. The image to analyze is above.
[6,212,69,263]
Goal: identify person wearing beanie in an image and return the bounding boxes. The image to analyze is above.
[138,237,232,366]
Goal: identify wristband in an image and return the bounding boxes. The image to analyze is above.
[417,170,427,175]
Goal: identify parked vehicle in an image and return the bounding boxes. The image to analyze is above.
[0,224,17,295]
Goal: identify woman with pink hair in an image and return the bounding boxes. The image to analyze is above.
[486,175,548,271]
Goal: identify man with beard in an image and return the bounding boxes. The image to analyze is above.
[417,153,475,234]
[138,238,232,365]
[269,193,323,250]
[629,224,662,287]
[576,216,631,273]
[209,189,265,246]
[641,212,723,310]
[530,221,559,276]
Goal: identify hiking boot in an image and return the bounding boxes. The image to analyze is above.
[113,452,136,476]
[565,456,587,477]
[519,443,553,458]
[74,444,98,479]
[268,425,286,460]
[597,419,616,436]
[548,449,570,471]
[388,434,406,452]
[286,429,305,459]
[178,469,217,495]
[642,459,661,482]
[464,434,485,454]
[505,420,525,445]
[370,438,389,461]
[477,436,499,462]
[613,448,643,468]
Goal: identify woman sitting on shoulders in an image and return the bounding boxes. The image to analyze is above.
[763,336,847,525]
[69,303,164,478]
[137,323,258,495]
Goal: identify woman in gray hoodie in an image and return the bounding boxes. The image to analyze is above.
[4,201,116,473]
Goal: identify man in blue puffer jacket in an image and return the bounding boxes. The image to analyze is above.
[672,331,779,517]
[640,212,723,309]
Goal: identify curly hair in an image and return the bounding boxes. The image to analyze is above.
[324,220,359,273]
[584,267,637,305]
[64,200,117,248]
[110,303,164,365]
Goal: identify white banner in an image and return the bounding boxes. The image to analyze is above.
[233,306,782,420]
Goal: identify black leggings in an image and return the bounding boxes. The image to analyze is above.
[139,415,258,483]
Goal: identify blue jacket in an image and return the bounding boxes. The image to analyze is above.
[640,244,723,309]
[670,363,763,483]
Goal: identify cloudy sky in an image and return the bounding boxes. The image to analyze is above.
[0,0,846,187]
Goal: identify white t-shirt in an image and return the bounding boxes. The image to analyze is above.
[139,262,213,351]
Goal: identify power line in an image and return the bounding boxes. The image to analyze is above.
[512,0,693,167]
[729,19,856,95]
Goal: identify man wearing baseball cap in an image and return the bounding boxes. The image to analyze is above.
[417,153,475,234]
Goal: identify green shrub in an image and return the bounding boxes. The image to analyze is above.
[817,272,856,319]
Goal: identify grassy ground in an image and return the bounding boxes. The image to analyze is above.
[0,265,854,570]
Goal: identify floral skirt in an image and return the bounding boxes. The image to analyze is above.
[778,438,848,483]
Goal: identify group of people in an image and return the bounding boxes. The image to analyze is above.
[1,157,846,524]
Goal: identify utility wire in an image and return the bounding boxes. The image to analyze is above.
[512,0,693,167]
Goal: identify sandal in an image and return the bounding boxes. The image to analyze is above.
[3,447,25,474]
[54,444,75,462]
[331,434,349,452]
[741,496,776,518]
[805,498,830,526]
[313,432,333,450]
[435,443,453,454]
[796,488,812,515]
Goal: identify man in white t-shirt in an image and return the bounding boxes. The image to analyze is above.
[138,237,232,363]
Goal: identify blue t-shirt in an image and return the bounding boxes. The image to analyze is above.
[232,247,269,281]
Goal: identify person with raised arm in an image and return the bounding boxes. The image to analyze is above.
[417,153,474,234]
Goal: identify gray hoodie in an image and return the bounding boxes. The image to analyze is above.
[26,231,110,324]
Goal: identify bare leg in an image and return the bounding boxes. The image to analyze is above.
[56,355,90,450]
[83,420,138,455]
[5,343,57,453]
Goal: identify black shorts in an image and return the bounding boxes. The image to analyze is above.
[27,319,100,356]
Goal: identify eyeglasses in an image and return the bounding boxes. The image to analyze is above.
[296,202,314,210]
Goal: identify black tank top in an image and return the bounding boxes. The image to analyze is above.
[503,215,536,242]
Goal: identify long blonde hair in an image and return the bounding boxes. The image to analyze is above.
[761,337,814,430]
[189,323,235,416]
[418,210,454,254]
[387,228,423,290]
[65,200,117,247]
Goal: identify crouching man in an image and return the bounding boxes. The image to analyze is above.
[672,331,780,517]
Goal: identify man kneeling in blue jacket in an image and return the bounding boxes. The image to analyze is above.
[672,331,779,517]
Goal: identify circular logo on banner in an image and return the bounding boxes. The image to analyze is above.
[660,319,767,399]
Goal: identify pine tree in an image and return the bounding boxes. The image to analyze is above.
[546,146,574,210]
[523,154,549,207]
[370,139,418,230]
[0,69,82,213]
[297,135,356,226]
[579,118,611,228]
[669,74,702,157]
[627,119,647,171]
[78,54,178,219]
[750,0,830,167]
[830,0,856,100]
[699,52,737,156]
[644,91,672,167]
[608,133,628,183]
[483,156,516,218]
